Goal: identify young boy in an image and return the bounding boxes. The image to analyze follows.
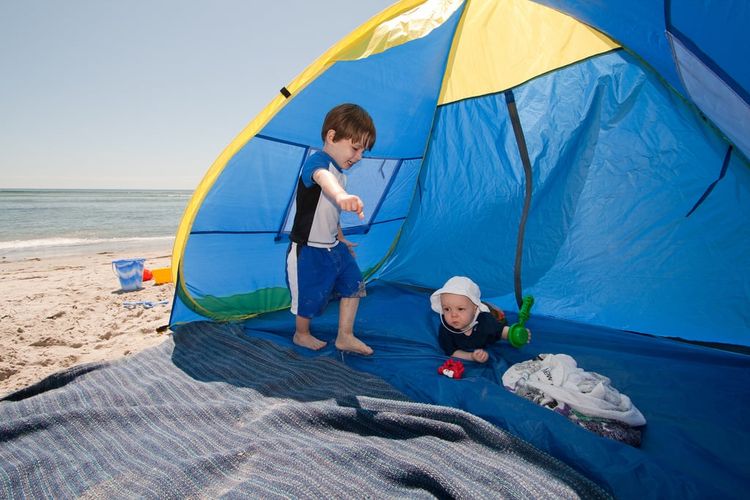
[286,103,376,355]
[431,276,531,363]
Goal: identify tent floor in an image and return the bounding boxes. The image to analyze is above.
[243,280,750,499]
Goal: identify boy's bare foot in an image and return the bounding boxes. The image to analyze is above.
[335,334,373,356]
[293,332,327,350]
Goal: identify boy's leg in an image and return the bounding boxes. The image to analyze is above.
[293,315,327,350]
[335,298,373,356]
[331,243,372,355]
[287,242,329,351]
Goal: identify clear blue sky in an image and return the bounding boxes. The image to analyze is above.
[0,1,395,190]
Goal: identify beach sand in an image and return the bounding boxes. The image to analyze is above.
[1,249,175,397]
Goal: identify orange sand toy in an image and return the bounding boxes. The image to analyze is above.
[152,267,172,285]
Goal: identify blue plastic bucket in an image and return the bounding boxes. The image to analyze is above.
[112,258,145,291]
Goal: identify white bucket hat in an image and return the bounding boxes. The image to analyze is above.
[430,276,490,315]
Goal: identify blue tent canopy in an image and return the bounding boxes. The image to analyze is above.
[166,1,750,497]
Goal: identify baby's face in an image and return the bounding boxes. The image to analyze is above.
[440,293,477,332]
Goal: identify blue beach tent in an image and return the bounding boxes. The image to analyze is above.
[168,0,750,497]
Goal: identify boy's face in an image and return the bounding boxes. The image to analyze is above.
[440,293,477,332]
[323,129,368,170]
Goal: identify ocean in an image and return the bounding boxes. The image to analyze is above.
[0,189,192,261]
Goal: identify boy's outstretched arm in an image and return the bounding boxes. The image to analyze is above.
[313,169,365,219]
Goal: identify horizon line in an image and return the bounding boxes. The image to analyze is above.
[0,187,194,192]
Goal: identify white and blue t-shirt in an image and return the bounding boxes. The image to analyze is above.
[290,151,346,248]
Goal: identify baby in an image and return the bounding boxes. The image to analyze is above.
[431,276,531,363]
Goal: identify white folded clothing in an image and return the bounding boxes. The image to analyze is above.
[503,353,646,427]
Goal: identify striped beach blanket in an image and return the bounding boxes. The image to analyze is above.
[1,322,610,499]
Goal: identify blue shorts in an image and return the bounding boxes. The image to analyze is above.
[286,242,365,318]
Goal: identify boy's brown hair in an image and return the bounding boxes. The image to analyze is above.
[321,103,376,151]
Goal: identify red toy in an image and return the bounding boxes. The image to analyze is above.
[438,359,465,379]
[143,268,153,281]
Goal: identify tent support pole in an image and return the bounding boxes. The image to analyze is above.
[504,90,533,309]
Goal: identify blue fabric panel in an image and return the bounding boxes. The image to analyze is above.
[240,281,750,499]
[379,51,750,346]
[344,221,401,274]
[501,54,750,345]
[375,92,521,294]
[193,137,306,233]
[339,158,401,231]
[370,158,421,224]
[182,233,289,300]
[260,7,462,159]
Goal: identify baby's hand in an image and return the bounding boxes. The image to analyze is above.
[335,193,365,220]
[472,349,489,363]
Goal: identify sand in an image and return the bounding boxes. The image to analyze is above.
[0,249,175,397]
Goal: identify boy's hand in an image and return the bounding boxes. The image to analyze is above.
[339,237,359,257]
[334,193,365,220]
[471,349,489,363]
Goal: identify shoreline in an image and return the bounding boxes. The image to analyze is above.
[0,248,175,397]
[0,236,176,263]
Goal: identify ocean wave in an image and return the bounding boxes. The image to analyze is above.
[0,236,174,251]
